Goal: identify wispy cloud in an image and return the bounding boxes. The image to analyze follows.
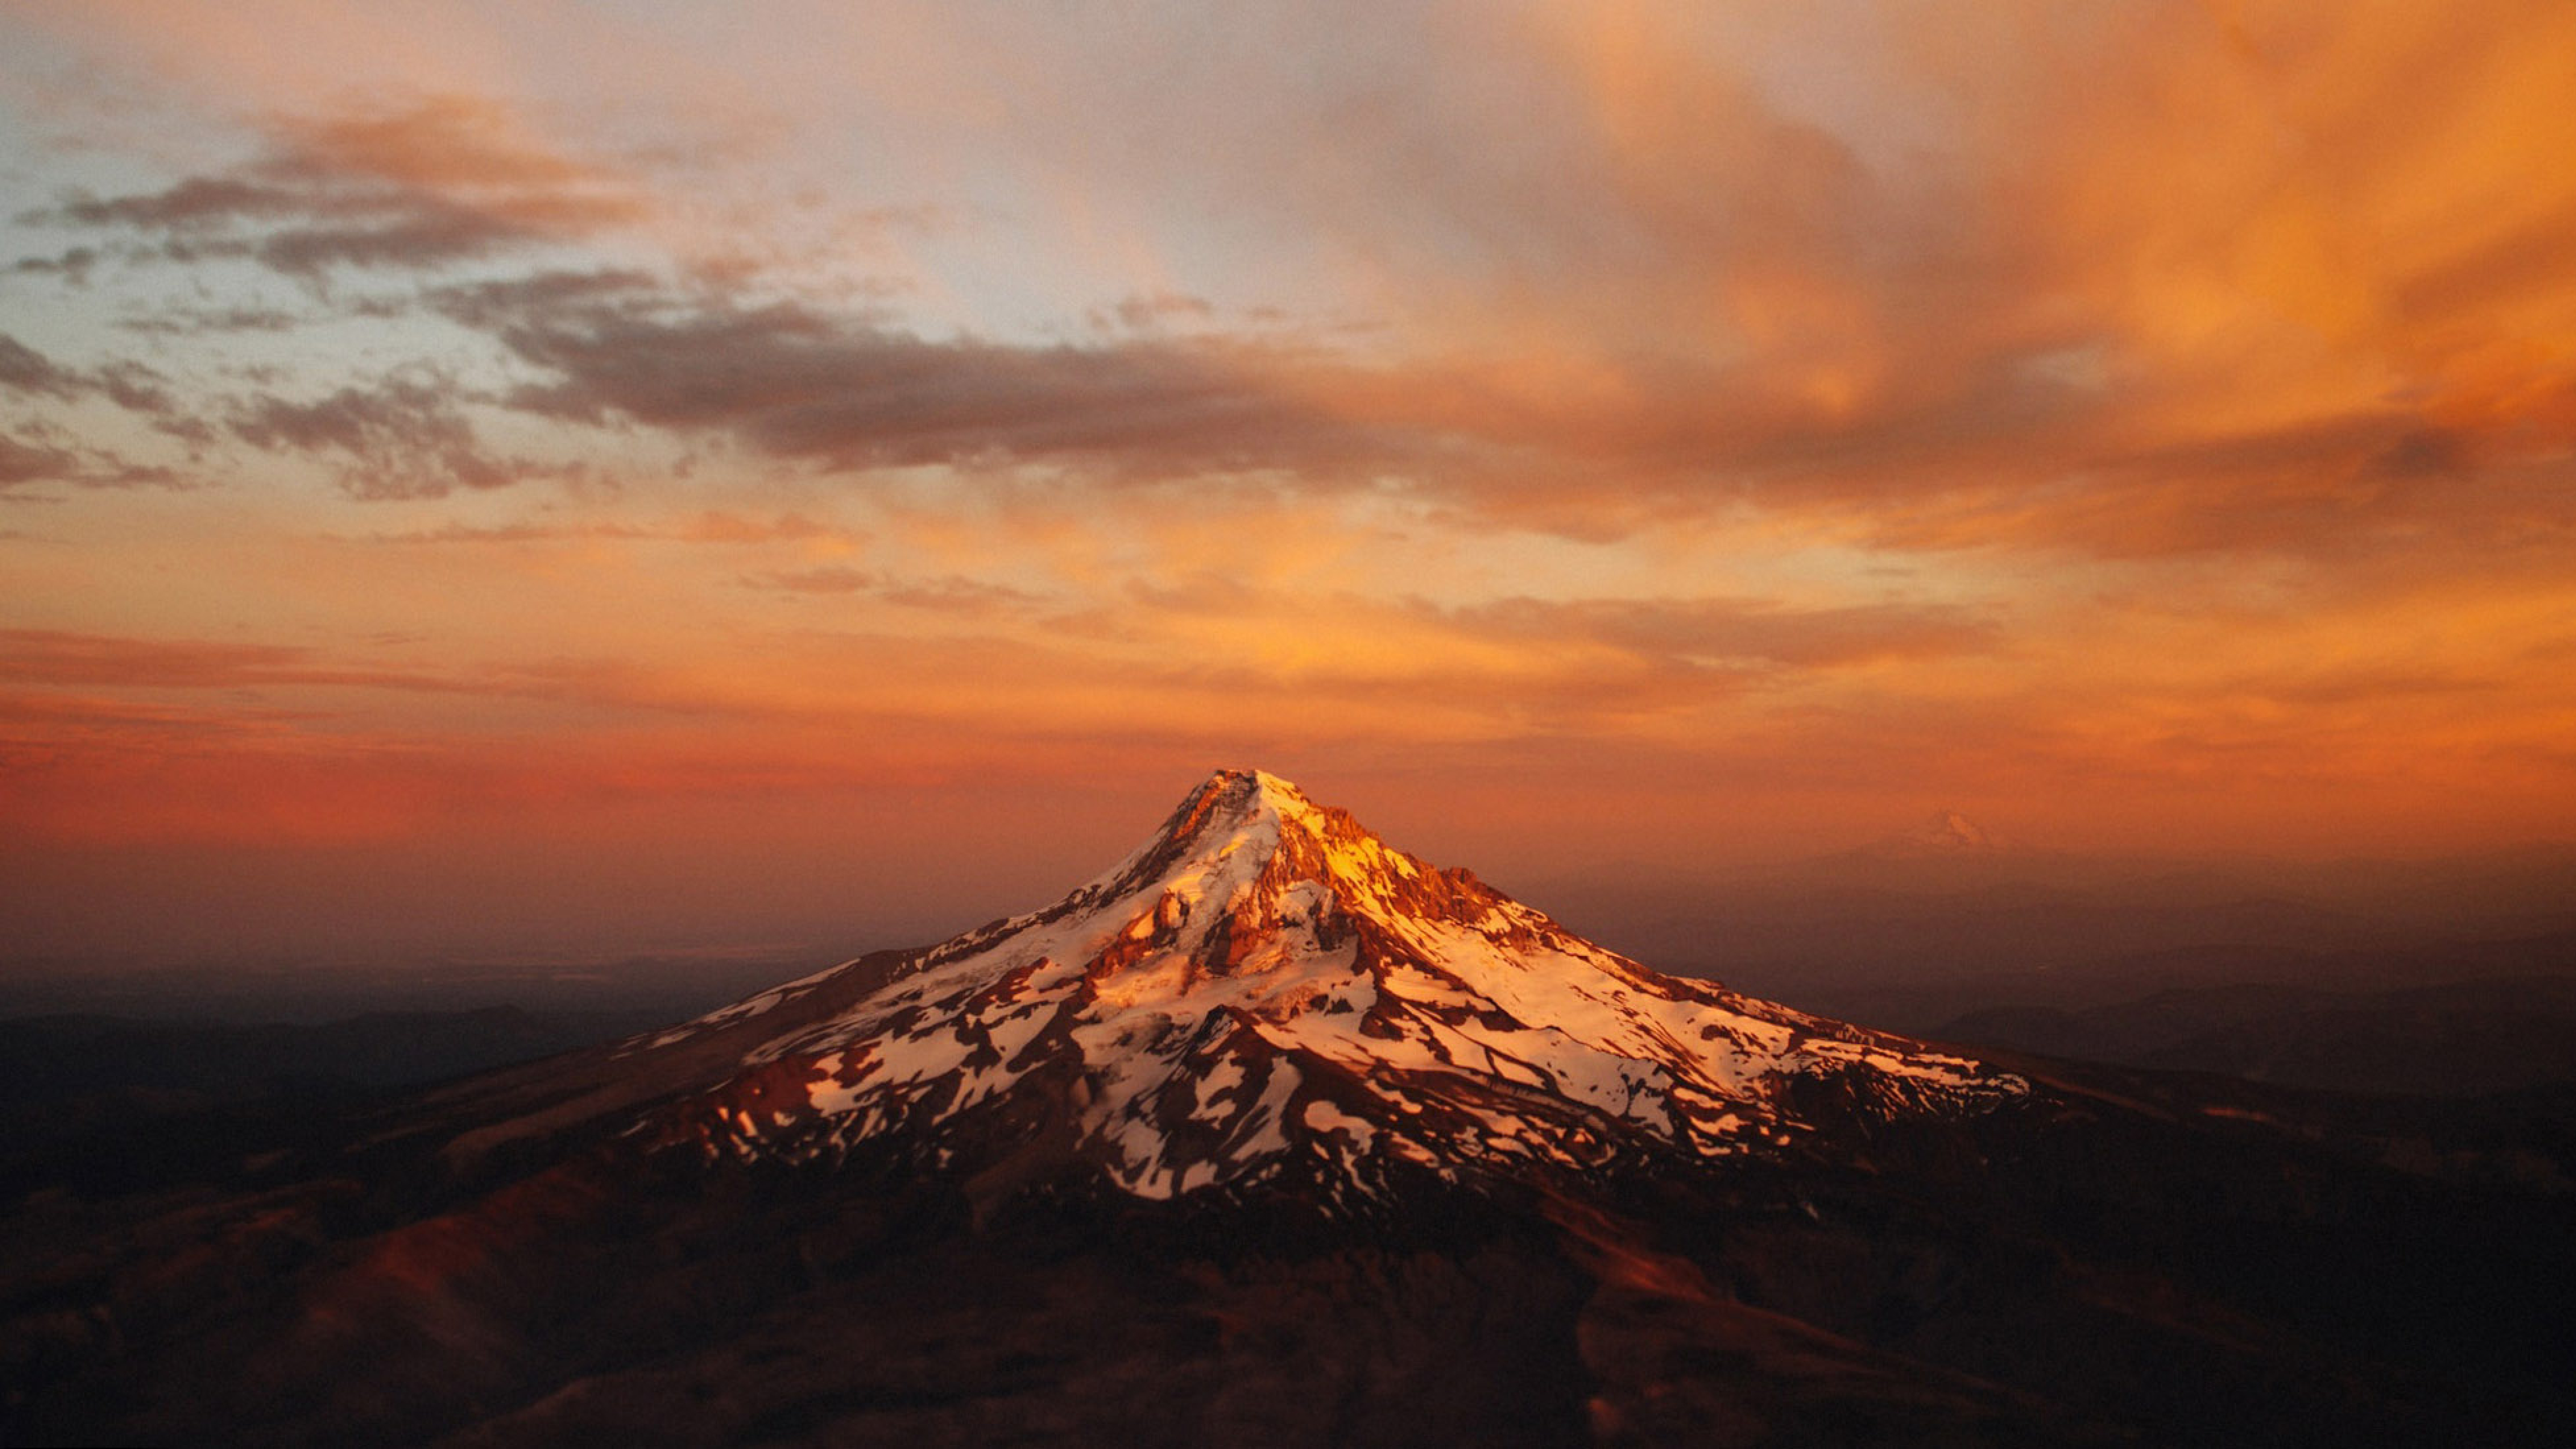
[0,429,189,494]
[29,95,643,278]
[749,566,1045,616]
[1,332,175,417]
[0,629,469,692]
[1432,596,2000,672]
[430,270,1380,480]
[227,370,530,499]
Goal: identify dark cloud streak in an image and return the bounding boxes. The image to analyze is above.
[0,333,179,421]
[0,417,189,495]
[0,335,87,401]
[229,372,525,500]
[0,433,80,489]
[29,97,639,280]
[432,270,1384,478]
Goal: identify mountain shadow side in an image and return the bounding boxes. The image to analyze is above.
[5,770,2572,1447]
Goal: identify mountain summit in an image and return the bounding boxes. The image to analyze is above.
[496,768,2022,1204]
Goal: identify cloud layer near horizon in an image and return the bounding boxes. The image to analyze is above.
[3,0,2573,958]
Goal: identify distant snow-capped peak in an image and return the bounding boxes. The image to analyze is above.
[628,769,2025,1202]
[1910,810,2001,850]
[1850,808,2014,859]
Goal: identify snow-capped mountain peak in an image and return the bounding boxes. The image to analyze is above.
[1850,808,2013,859]
[1914,809,2003,850]
[620,768,2024,1203]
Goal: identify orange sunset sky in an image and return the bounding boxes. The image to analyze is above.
[3,1,2573,964]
